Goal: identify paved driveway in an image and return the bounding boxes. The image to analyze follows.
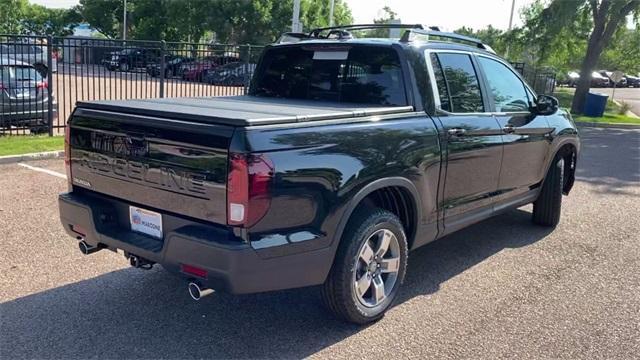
[589,87,640,116]
[1,127,639,359]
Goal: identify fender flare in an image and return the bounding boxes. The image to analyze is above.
[331,177,422,249]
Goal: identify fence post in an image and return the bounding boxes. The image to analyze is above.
[159,40,166,98]
[46,35,54,136]
[244,44,251,94]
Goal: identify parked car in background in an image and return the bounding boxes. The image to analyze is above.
[599,70,626,87]
[0,43,58,76]
[146,55,193,78]
[105,48,161,72]
[0,57,56,134]
[590,71,610,87]
[204,62,256,86]
[623,74,640,88]
[181,55,240,82]
[565,71,580,87]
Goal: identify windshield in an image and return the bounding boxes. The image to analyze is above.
[251,45,407,106]
[0,65,41,83]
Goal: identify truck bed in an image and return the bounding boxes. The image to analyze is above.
[76,95,414,127]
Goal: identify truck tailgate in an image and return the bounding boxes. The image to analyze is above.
[68,108,232,224]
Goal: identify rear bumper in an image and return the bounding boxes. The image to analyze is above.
[58,191,331,294]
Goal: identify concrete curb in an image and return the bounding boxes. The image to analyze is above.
[0,150,64,165]
[576,121,640,129]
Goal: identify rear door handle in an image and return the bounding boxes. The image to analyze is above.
[447,128,467,137]
[502,124,516,134]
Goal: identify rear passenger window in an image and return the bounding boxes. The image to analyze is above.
[431,53,484,113]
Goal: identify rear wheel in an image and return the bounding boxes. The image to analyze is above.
[533,157,564,227]
[321,207,408,324]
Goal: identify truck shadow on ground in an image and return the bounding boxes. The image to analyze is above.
[0,209,552,359]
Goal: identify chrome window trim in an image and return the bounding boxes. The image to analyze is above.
[424,49,489,116]
[425,49,536,116]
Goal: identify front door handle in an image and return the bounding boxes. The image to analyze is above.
[447,128,467,137]
[502,124,516,134]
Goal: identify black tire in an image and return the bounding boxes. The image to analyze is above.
[321,207,408,324]
[533,157,564,227]
[29,126,48,135]
[119,62,129,72]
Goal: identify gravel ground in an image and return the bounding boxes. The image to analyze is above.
[0,127,638,359]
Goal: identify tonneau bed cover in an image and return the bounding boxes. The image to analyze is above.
[76,95,414,127]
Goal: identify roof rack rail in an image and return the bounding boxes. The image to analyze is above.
[308,23,424,38]
[275,24,496,53]
[400,29,495,53]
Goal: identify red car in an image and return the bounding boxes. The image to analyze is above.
[180,56,240,82]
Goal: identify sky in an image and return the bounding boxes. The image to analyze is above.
[31,0,536,31]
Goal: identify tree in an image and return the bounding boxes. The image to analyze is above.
[0,0,81,36]
[533,0,640,113]
[76,0,352,43]
[0,0,29,34]
[455,25,508,55]
[21,5,82,37]
[599,27,640,74]
[78,0,122,38]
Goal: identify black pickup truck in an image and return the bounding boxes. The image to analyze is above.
[59,25,579,324]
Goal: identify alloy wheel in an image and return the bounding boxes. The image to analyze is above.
[353,228,401,308]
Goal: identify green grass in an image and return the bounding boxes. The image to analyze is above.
[573,113,640,125]
[553,88,621,113]
[553,88,639,125]
[0,135,64,157]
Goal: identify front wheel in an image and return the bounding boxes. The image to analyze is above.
[321,207,408,324]
[533,157,564,227]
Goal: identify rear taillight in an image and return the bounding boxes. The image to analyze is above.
[36,81,47,90]
[64,125,72,190]
[227,153,274,227]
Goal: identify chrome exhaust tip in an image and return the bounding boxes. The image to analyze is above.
[78,240,102,255]
[188,282,214,301]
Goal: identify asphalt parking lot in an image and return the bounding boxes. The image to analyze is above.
[1,127,639,359]
[591,87,640,116]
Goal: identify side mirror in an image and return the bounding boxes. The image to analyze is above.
[535,94,559,115]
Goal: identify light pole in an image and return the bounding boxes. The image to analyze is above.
[329,0,335,27]
[505,0,516,58]
[292,0,301,32]
[123,0,127,41]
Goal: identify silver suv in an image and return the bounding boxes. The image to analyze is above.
[0,57,57,133]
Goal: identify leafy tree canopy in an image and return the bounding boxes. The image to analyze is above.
[0,0,81,36]
[77,0,352,43]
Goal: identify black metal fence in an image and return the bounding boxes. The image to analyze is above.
[1,34,559,136]
[511,62,557,95]
[0,34,264,135]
